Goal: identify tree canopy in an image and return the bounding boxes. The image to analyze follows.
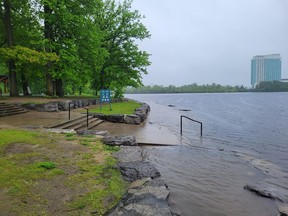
[0,0,150,97]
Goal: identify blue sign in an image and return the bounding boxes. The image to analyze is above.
[100,89,112,110]
[100,89,111,102]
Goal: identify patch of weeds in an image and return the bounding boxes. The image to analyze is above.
[80,138,96,143]
[65,133,75,137]
[79,137,100,147]
[67,156,127,214]
[37,162,56,170]
[83,134,95,138]
[66,137,77,141]
[65,133,77,141]
[80,141,90,146]
[103,145,120,152]
[8,186,20,194]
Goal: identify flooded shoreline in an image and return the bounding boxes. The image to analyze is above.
[124,93,288,216]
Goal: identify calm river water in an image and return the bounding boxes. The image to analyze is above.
[126,93,288,216]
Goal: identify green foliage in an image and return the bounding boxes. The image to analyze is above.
[254,81,288,92]
[37,162,56,170]
[0,0,150,97]
[91,0,151,94]
[90,100,142,115]
[0,46,59,65]
[126,83,248,94]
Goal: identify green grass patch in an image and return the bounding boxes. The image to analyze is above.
[90,100,141,115]
[37,162,56,170]
[0,129,44,154]
[103,145,120,152]
[67,156,127,215]
[0,129,127,215]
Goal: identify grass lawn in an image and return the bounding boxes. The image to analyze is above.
[90,100,142,115]
[0,129,127,216]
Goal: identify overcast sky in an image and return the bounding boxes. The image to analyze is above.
[132,0,288,87]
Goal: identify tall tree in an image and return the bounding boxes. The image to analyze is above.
[39,0,103,97]
[43,1,54,96]
[92,0,151,97]
[0,0,54,96]
[1,0,18,96]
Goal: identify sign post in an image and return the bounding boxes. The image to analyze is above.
[100,89,112,111]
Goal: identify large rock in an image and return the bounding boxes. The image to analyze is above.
[278,205,288,216]
[244,183,285,202]
[134,103,150,122]
[125,114,141,124]
[35,103,58,112]
[118,161,161,182]
[113,146,143,163]
[102,135,137,146]
[57,100,73,111]
[105,114,125,123]
[106,177,173,216]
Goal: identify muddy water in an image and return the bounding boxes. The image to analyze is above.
[124,93,288,216]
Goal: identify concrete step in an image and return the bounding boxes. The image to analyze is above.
[0,103,28,117]
[74,118,104,131]
[49,116,91,128]
[0,104,14,109]
[0,109,28,117]
[0,106,23,111]
[60,116,94,129]
[46,115,104,131]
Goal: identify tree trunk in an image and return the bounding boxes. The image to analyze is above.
[55,78,64,97]
[45,72,54,96]
[100,70,105,89]
[44,3,54,96]
[4,0,18,96]
[21,73,29,96]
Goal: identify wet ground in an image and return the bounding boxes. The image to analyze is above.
[0,110,83,129]
[0,107,178,146]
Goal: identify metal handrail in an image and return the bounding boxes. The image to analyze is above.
[180,115,203,136]
[68,102,89,127]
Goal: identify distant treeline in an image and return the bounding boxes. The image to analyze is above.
[126,83,248,94]
[126,81,288,94]
[253,81,288,92]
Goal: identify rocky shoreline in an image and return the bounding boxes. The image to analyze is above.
[19,98,126,112]
[18,98,150,125]
[101,135,180,216]
[73,101,179,215]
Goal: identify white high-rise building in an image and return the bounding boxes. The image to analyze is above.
[251,54,281,88]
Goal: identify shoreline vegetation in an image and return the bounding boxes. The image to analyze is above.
[126,81,288,94]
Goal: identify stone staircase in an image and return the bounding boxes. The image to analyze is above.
[46,115,104,131]
[0,102,28,117]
